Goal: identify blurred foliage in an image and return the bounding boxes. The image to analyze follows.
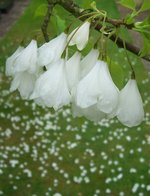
[118,0,136,10]
[0,0,14,11]
[75,0,120,18]
[140,0,150,12]
[134,17,150,58]
[34,3,47,17]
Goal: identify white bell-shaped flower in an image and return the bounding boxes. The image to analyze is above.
[67,21,90,50]
[6,46,24,76]
[13,40,38,74]
[65,52,81,92]
[75,61,101,108]
[80,48,99,79]
[117,79,144,127]
[72,103,106,123]
[75,60,119,116]
[97,60,119,114]
[38,33,67,68]
[31,59,71,110]
[10,71,36,99]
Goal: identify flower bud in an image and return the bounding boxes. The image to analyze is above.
[67,21,90,50]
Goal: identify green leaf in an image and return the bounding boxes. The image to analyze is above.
[109,60,124,89]
[117,26,132,42]
[34,3,47,17]
[140,36,150,57]
[134,16,150,39]
[76,0,120,18]
[55,14,66,33]
[135,16,150,28]
[83,0,94,8]
[131,15,150,58]
[96,0,120,18]
[140,0,150,12]
[124,10,139,24]
[118,0,136,10]
[51,9,66,34]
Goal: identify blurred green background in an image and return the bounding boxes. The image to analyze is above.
[0,0,150,195]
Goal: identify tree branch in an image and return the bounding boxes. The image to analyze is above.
[42,0,150,62]
[41,0,56,42]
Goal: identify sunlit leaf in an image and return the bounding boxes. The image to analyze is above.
[83,0,93,8]
[135,16,150,28]
[139,36,150,57]
[118,0,136,10]
[55,13,66,33]
[109,60,124,89]
[140,0,150,12]
[134,16,150,40]
[124,10,139,24]
[34,3,47,17]
[96,0,120,18]
[76,0,120,18]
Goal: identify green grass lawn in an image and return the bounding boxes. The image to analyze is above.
[0,0,150,195]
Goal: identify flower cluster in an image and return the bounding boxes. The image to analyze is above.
[6,21,144,127]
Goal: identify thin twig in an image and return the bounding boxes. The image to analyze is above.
[41,0,55,42]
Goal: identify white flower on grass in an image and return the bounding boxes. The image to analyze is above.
[72,103,106,123]
[97,60,119,114]
[5,46,24,76]
[67,21,90,50]
[65,52,81,92]
[80,48,99,79]
[31,59,71,110]
[117,79,144,127]
[10,71,36,99]
[38,33,67,68]
[13,40,38,74]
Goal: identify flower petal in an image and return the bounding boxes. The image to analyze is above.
[75,62,100,108]
[80,48,99,79]
[5,46,24,76]
[38,33,67,68]
[68,21,90,50]
[31,59,71,110]
[117,79,144,127]
[10,71,36,99]
[72,103,106,122]
[14,40,38,74]
[97,60,119,114]
[65,52,81,91]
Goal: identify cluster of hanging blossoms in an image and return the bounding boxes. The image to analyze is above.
[5,21,144,127]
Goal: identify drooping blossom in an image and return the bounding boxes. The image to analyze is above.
[117,79,144,127]
[65,51,81,92]
[38,33,67,68]
[75,61,101,108]
[67,21,90,51]
[75,60,119,116]
[96,60,119,115]
[31,59,71,110]
[10,71,36,99]
[5,46,24,76]
[13,40,38,74]
[80,48,99,79]
[72,103,106,123]
[6,40,39,99]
